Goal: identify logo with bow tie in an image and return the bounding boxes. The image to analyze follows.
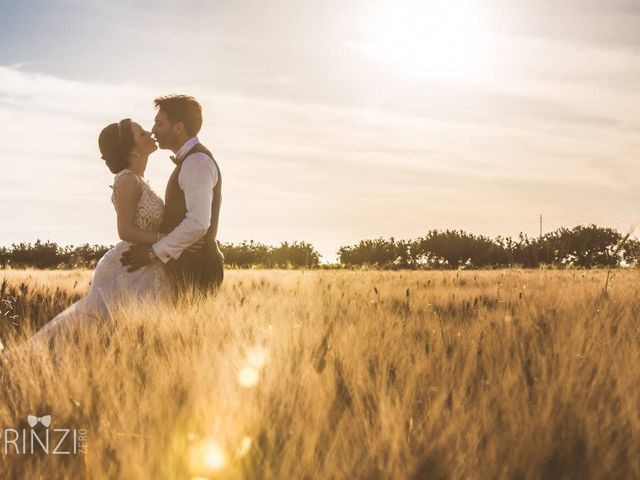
[27,415,52,428]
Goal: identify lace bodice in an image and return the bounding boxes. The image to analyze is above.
[111,170,164,232]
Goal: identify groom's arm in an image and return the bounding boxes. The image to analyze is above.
[152,154,218,263]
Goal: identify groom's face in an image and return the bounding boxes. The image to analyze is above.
[152,110,179,150]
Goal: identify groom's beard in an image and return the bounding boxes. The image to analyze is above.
[154,137,169,150]
[155,135,178,151]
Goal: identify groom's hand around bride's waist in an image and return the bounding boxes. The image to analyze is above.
[120,244,156,272]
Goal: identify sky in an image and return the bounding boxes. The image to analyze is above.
[1,0,640,262]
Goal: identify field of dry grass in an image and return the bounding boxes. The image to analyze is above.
[0,268,638,479]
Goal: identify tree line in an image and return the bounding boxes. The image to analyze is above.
[1,225,638,269]
[0,240,321,269]
[338,225,639,269]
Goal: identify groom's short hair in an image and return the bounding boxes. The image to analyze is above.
[154,95,203,136]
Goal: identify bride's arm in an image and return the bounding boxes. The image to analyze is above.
[113,173,161,245]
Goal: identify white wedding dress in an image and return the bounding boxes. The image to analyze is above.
[13,169,170,356]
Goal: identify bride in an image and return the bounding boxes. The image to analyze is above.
[5,118,171,358]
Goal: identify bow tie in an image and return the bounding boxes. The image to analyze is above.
[28,414,52,428]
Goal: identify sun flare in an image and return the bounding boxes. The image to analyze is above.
[187,439,227,476]
[363,0,496,82]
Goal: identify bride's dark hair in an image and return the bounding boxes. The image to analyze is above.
[98,118,134,174]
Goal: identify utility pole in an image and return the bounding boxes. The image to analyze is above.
[539,214,543,238]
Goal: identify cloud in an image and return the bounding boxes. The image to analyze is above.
[488,0,640,50]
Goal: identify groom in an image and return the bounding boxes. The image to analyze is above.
[121,94,224,295]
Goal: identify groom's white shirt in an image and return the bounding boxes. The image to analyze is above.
[152,136,219,263]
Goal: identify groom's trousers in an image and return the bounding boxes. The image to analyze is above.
[165,243,224,299]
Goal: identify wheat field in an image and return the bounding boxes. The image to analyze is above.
[0,268,638,479]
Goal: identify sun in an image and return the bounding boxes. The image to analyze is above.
[362,0,496,82]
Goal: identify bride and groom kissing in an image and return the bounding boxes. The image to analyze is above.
[5,94,224,358]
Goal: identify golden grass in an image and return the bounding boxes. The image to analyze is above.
[0,268,638,479]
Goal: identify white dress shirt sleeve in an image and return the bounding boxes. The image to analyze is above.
[152,153,218,263]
